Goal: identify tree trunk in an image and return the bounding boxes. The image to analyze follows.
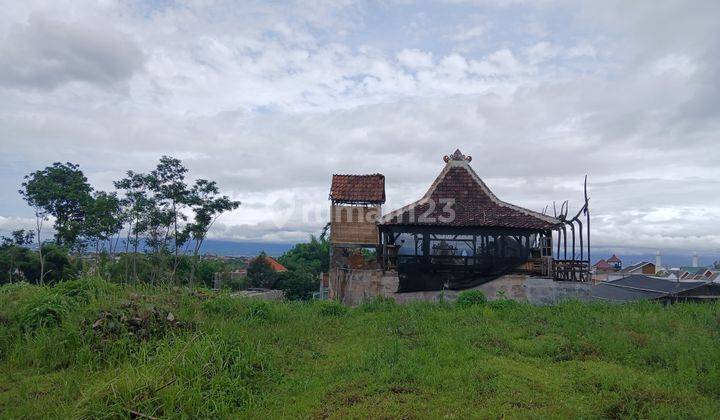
[171,201,179,284]
[35,210,45,285]
[124,220,132,284]
[133,229,139,282]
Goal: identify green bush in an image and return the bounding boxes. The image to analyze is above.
[361,296,396,312]
[202,295,243,316]
[488,298,523,311]
[456,290,487,308]
[275,270,318,300]
[55,277,118,303]
[246,301,272,321]
[314,300,347,316]
[16,292,73,332]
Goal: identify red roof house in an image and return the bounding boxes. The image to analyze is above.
[251,255,288,272]
[594,259,612,270]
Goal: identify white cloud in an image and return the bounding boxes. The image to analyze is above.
[1,0,720,254]
[448,24,486,41]
[397,49,434,69]
[525,41,562,65]
[0,13,144,90]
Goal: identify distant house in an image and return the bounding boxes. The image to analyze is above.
[592,275,720,303]
[252,255,288,272]
[607,254,622,270]
[594,259,611,271]
[678,266,712,280]
[620,262,656,276]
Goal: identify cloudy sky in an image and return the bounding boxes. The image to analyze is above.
[1,0,719,255]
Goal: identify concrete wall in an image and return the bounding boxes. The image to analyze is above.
[329,268,592,306]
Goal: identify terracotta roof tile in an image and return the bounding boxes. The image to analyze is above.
[594,259,611,269]
[330,174,385,204]
[251,255,288,272]
[381,154,557,230]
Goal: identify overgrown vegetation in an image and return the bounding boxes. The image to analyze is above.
[1,156,327,300]
[2,279,720,418]
[8,156,240,286]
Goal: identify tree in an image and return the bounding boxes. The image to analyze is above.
[147,156,191,282]
[114,171,153,282]
[82,191,123,274]
[246,252,278,289]
[41,243,74,284]
[184,179,240,286]
[1,229,35,283]
[278,235,329,276]
[276,270,318,300]
[20,162,93,249]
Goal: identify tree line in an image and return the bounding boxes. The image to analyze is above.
[4,156,239,286]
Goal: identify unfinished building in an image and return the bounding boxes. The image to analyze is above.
[327,149,591,305]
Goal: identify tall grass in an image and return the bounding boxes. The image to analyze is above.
[1,279,719,418]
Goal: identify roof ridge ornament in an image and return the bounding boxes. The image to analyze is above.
[444,149,472,163]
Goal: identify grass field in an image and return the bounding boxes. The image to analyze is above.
[1,279,719,418]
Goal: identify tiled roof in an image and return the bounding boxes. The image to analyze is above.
[620,261,653,273]
[592,275,713,302]
[330,174,385,204]
[594,259,611,269]
[607,254,622,263]
[380,151,558,229]
[679,266,708,275]
[251,255,288,272]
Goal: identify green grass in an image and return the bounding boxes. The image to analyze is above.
[1,279,720,418]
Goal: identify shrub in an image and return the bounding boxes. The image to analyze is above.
[488,298,523,311]
[275,270,317,300]
[202,295,242,316]
[16,292,73,332]
[55,277,117,303]
[456,290,487,308]
[246,301,272,321]
[361,296,396,312]
[314,300,347,317]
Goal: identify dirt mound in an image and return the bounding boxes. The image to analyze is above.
[87,299,192,343]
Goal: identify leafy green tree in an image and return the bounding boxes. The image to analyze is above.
[82,191,123,275]
[40,243,75,284]
[247,252,278,289]
[20,162,93,250]
[184,179,240,286]
[278,235,329,276]
[0,229,35,283]
[83,191,123,252]
[147,156,191,282]
[114,171,153,282]
[276,270,318,300]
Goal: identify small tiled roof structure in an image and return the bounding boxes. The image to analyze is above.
[620,261,654,274]
[679,266,709,275]
[381,149,558,229]
[594,259,611,270]
[607,254,622,263]
[330,174,385,204]
[251,255,288,272]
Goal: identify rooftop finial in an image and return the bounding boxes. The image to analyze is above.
[443,149,472,163]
